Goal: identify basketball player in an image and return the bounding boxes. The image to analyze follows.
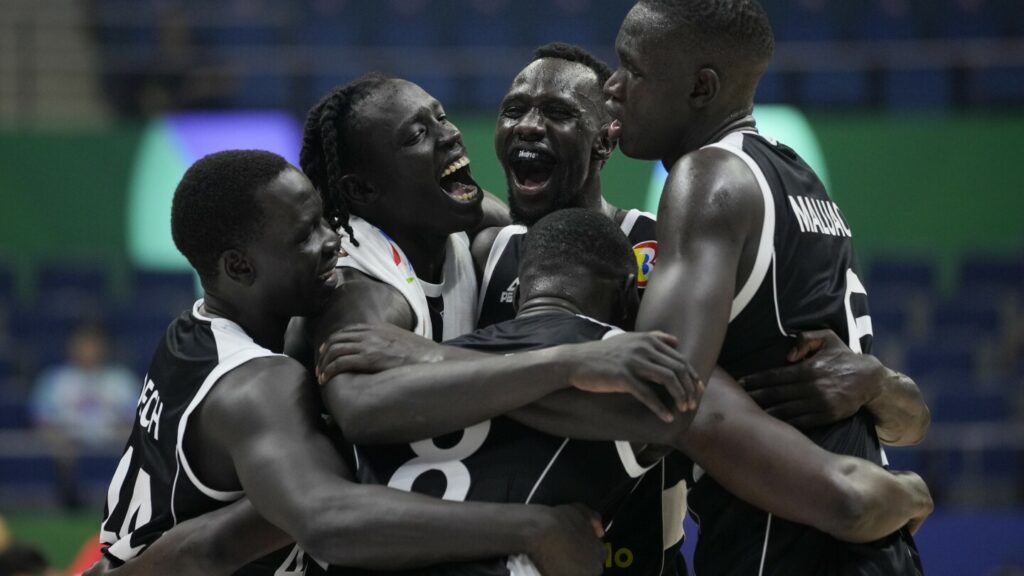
[464,40,929,574]
[93,150,607,576]
[604,0,930,573]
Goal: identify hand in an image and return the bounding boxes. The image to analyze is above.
[739,329,885,429]
[316,324,445,383]
[527,504,606,576]
[892,470,933,535]
[563,331,703,423]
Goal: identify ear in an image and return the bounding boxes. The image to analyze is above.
[592,122,618,165]
[691,67,720,109]
[339,173,379,207]
[221,249,256,287]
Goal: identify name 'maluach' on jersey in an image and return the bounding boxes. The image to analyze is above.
[788,195,852,238]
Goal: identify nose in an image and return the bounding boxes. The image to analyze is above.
[439,121,462,150]
[321,219,341,257]
[513,108,544,141]
[604,69,623,102]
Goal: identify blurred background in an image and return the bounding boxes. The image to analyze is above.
[0,0,1021,574]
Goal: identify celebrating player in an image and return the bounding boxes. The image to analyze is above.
[92,150,607,576]
[605,0,930,573]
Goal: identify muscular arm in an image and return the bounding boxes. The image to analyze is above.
[867,367,930,445]
[510,368,932,543]
[635,149,763,383]
[189,357,584,570]
[472,191,512,238]
[319,328,697,443]
[740,331,931,445]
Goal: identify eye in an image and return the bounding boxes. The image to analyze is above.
[501,104,524,119]
[436,113,448,123]
[404,127,426,146]
[545,106,574,121]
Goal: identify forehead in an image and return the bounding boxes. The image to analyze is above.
[508,58,601,102]
[618,4,683,64]
[256,168,320,225]
[353,79,438,129]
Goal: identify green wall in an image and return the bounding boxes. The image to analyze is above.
[0,114,1019,297]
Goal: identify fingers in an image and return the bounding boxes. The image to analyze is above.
[649,330,680,350]
[746,382,808,409]
[626,377,675,423]
[740,364,809,391]
[318,355,376,383]
[789,329,844,362]
[634,359,690,413]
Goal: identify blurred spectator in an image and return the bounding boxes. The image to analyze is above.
[29,322,138,509]
[0,543,59,576]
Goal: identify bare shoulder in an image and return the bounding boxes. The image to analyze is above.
[660,148,764,235]
[200,356,317,436]
[311,268,416,342]
[470,225,503,275]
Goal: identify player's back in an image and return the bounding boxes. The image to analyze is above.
[100,301,314,575]
[687,131,922,575]
[340,314,659,575]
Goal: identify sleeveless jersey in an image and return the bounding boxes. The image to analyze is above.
[687,131,922,575]
[100,300,319,575]
[476,209,658,329]
[339,314,658,576]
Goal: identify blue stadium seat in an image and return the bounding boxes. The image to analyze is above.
[959,254,1024,294]
[867,258,937,292]
[799,72,867,107]
[885,69,952,109]
[129,270,198,319]
[79,454,123,486]
[884,446,923,471]
[0,397,31,429]
[905,339,976,379]
[930,390,1011,423]
[35,264,111,316]
[109,311,174,374]
[931,296,1004,337]
[0,455,54,485]
[0,263,14,306]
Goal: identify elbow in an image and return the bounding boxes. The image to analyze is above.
[289,499,358,566]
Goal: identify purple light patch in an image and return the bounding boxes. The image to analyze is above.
[166,111,302,166]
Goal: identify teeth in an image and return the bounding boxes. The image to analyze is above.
[450,187,478,202]
[441,156,470,178]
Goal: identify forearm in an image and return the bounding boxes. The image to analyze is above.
[101,500,289,576]
[866,367,930,446]
[678,369,918,542]
[833,460,932,542]
[325,347,572,444]
[508,389,690,445]
[300,484,539,569]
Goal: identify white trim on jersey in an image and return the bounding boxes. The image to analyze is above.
[758,513,774,576]
[702,132,777,322]
[661,474,687,551]
[173,302,282,506]
[615,441,657,479]
[620,208,657,236]
[524,438,570,504]
[476,224,527,319]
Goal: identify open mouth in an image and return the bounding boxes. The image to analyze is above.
[439,156,481,204]
[508,148,557,195]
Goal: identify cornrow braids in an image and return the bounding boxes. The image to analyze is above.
[300,72,395,247]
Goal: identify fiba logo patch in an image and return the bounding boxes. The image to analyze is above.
[633,240,657,287]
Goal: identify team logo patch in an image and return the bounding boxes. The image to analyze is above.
[633,240,658,287]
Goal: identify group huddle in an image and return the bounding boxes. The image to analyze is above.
[91,2,933,575]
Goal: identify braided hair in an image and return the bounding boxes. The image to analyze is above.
[300,72,395,246]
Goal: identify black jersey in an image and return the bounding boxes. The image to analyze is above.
[476,209,658,330]
[687,131,922,575]
[472,210,687,576]
[343,314,658,576]
[100,301,321,575]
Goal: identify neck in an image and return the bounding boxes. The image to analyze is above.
[385,227,450,283]
[515,296,583,319]
[661,111,757,170]
[579,175,627,225]
[200,292,287,352]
